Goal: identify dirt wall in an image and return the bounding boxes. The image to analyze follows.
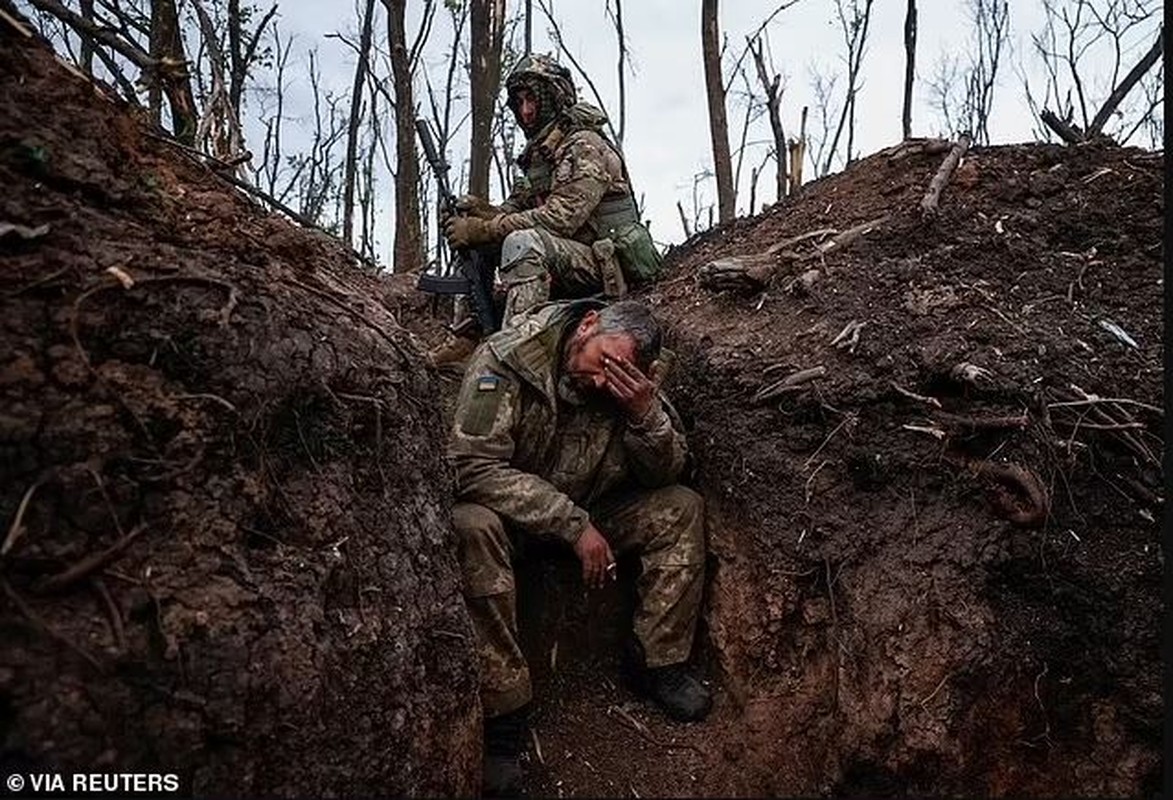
[655,139,1163,796]
[0,14,479,796]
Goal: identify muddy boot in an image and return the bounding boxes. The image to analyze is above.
[622,637,711,722]
[645,663,712,722]
[483,706,528,797]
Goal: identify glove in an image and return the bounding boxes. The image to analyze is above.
[445,215,499,249]
[454,194,502,220]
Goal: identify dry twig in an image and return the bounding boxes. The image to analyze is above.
[35,523,149,594]
[2,479,45,557]
[608,705,702,754]
[891,382,942,409]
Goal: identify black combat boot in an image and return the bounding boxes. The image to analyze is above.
[483,706,528,797]
[645,662,712,722]
[622,636,712,722]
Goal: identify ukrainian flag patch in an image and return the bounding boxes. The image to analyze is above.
[476,374,500,392]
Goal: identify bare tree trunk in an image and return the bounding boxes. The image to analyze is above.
[78,0,94,76]
[750,36,786,202]
[702,0,734,224]
[468,0,505,199]
[147,0,164,125]
[343,0,378,247]
[385,0,423,273]
[607,0,628,145]
[524,0,532,54]
[902,0,916,139]
[228,2,279,114]
[150,0,198,143]
[824,0,875,174]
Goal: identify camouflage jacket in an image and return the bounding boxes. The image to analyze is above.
[449,300,688,544]
[496,104,638,245]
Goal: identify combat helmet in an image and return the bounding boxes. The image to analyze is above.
[505,53,577,137]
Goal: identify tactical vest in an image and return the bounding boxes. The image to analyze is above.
[515,104,639,243]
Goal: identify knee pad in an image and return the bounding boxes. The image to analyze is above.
[499,229,547,281]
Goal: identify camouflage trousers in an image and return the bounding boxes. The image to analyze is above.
[452,485,705,718]
[498,227,624,325]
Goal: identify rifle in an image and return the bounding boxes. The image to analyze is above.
[415,118,500,334]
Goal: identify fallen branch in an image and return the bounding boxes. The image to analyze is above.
[699,218,886,293]
[815,216,888,258]
[880,137,952,162]
[754,365,826,403]
[932,411,1029,431]
[921,133,971,217]
[1039,110,1083,144]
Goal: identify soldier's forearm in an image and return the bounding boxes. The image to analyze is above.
[456,459,590,544]
[623,407,688,486]
[497,177,607,240]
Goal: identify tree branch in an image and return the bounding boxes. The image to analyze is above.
[25,0,155,69]
[1087,25,1163,136]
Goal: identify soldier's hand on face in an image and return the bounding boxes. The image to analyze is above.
[573,523,615,589]
[602,354,656,422]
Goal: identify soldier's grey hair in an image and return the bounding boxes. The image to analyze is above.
[595,300,663,370]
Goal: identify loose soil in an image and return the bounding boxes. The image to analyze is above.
[1,5,1164,798]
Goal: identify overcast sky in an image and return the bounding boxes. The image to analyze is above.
[248,1,1163,259]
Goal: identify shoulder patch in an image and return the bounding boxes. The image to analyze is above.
[554,156,574,183]
[460,372,507,436]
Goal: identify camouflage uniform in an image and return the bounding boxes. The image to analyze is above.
[485,55,652,323]
[449,300,705,717]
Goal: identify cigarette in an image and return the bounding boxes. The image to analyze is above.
[606,562,617,573]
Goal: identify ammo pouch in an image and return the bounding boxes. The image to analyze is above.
[606,220,664,285]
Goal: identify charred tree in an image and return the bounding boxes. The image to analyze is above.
[384,0,423,273]
[702,0,734,224]
[902,0,916,139]
[749,35,786,203]
[468,0,505,200]
[343,0,378,248]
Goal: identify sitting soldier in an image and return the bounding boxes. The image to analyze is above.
[448,298,710,795]
[433,54,662,365]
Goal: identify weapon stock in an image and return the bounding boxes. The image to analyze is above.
[415,118,499,333]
